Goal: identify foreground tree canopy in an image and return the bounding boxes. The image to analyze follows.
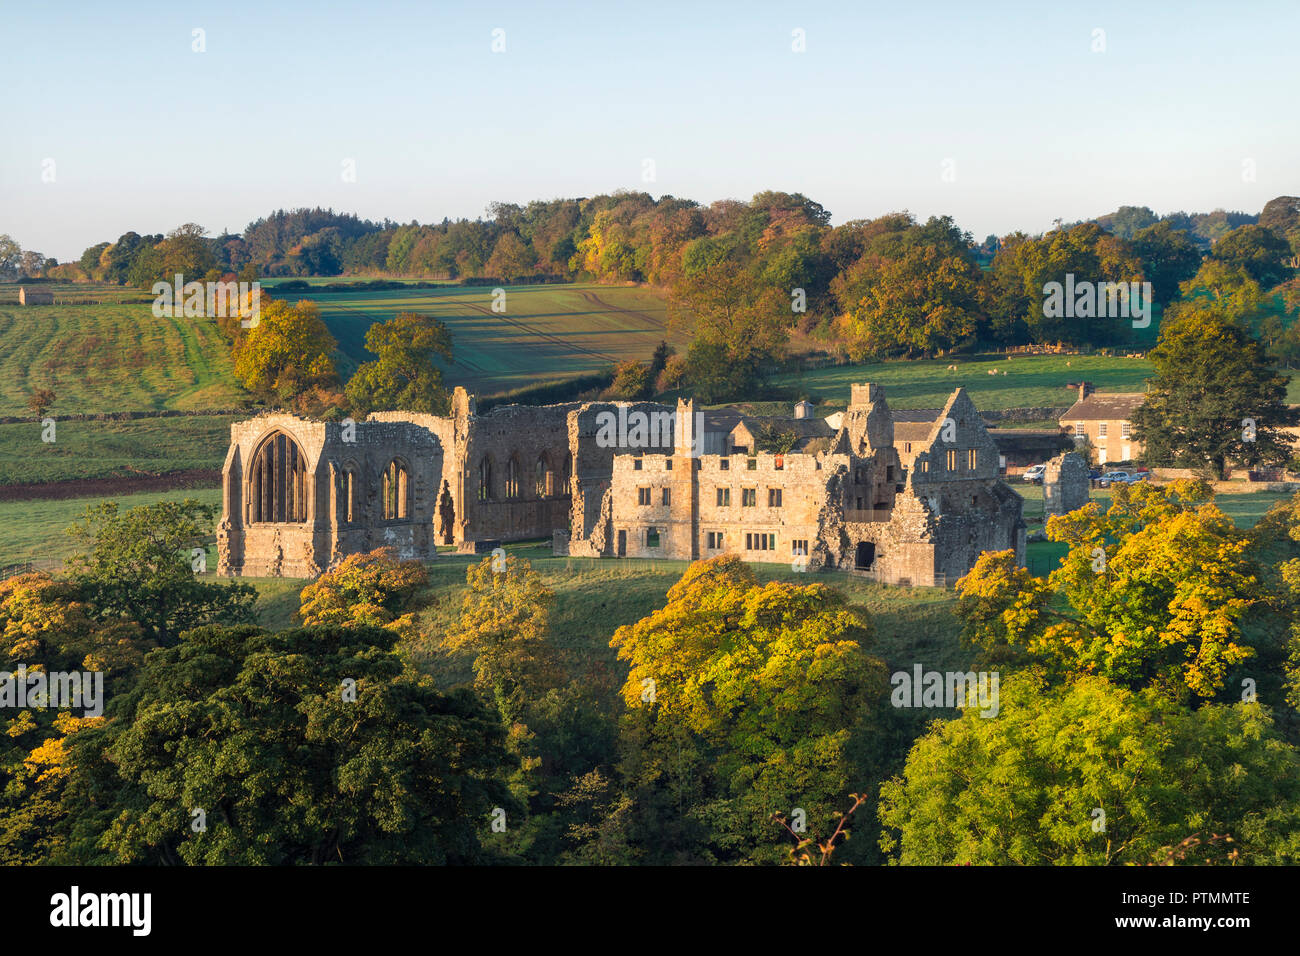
[879,674,1300,865]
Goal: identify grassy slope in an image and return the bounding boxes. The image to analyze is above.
[0,486,223,566]
[0,301,243,416]
[291,282,687,393]
[0,281,685,488]
[0,415,235,485]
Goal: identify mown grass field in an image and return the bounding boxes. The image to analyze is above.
[275,281,688,394]
[0,281,687,418]
[0,297,243,417]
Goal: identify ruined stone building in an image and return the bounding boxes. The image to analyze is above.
[217,383,1026,586]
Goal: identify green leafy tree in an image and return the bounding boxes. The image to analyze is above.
[1131,220,1202,305]
[1131,305,1297,478]
[1210,223,1293,289]
[65,498,256,646]
[344,311,453,416]
[76,624,516,865]
[1000,223,1145,346]
[879,674,1300,865]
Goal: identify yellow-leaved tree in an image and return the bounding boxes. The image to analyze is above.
[298,548,428,640]
[232,298,342,414]
[956,479,1258,700]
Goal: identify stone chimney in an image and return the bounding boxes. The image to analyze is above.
[1076,382,1093,401]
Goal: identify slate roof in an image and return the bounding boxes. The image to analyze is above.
[1061,393,1145,421]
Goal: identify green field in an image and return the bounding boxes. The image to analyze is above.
[0,414,235,486]
[773,353,1157,412]
[0,298,243,417]
[0,486,223,567]
[0,281,687,419]
[286,281,688,394]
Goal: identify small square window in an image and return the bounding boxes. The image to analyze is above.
[747,458,757,471]
[720,459,730,471]
[633,459,643,471]
[665,458,673,470]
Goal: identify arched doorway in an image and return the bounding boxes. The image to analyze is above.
[855,542,876,570]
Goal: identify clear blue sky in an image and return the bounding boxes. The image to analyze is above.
[3,0,1296,261]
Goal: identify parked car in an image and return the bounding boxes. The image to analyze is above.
[1022,464,1046,483]
[1097,470,1130,487]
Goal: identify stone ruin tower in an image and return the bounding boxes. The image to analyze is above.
[1043,451,1090,519]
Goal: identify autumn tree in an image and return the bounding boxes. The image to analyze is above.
[158,223,216,281]
[609,555,887,864]
[444,554,560,723]
[485,231,536,278]
[298,548,429,640]
[833,243,982,358]
[233,298,342,414]
[344,311,453,416]
[955,480,1258,701]
[670,244,788,402]
[602,359,652,400]
[0,573,151,864]
[25,388,55,418]
[1131,305,1297,479]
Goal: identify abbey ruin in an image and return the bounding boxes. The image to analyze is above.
[217,383,1026,586]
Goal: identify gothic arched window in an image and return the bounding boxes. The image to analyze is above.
[248,431,308,524]
[382,459,411,520]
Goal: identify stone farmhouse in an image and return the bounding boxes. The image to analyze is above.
[217,383,1025,586]
[1060,383,1146,464]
